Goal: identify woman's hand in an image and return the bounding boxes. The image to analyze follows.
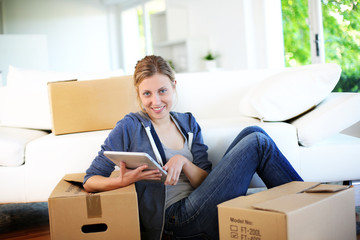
[83,161,162,192]
[163,155,208,188]
[163,155,186,186]
[117,161,162,186]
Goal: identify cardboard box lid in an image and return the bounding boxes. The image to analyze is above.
[49,172,136,199]
[218,181,352,212]
[218,181,320,210]
[251,183,351,214]
[48,76,138,135]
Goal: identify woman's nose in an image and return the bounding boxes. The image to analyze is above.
[151,94,161,104]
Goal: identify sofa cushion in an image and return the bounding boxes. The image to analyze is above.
[24,129,111,202]
[0,164,27,203]
[0,127,48,166]
[174,70,277,119]
[291,92,360,147]
[2,66,77,130]
[1,66,123,130]
[1,86,54,130]
[239,63,341,121]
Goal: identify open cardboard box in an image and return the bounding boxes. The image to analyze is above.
[47,75,137,135]
[48,173,140,240]
[218,181,356,240]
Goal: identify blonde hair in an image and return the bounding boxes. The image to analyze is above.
[134,55,176,111]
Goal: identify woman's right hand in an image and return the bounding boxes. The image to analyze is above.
[83,161,162,192]
[116,161,162,187]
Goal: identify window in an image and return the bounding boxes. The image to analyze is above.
[120,0,165,74]
[322,0,360,92]
[281,0,360,92]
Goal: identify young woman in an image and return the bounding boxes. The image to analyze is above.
[83,55,303,240]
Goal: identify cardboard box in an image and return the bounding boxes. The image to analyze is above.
[48,173,140,240]
[48,76,138,135]
[218,181,356,240]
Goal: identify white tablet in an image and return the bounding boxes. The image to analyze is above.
[104,151,167,182]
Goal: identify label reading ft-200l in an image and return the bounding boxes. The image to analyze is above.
[228,217,262,240]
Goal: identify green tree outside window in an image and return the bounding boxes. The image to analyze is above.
[282,0,360,92]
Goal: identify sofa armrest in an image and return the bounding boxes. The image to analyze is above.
[290,92,360,147]
[0,86,6,123]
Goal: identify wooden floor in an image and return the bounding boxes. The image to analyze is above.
[0,224,359,240]
[0,202,50,240]
[0,206,359,239]
[0,225,50,240]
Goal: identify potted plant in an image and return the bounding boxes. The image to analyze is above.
[203,51,218,70]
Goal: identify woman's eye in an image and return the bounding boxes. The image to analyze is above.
[159,89,167,94]
[143,92,150,97]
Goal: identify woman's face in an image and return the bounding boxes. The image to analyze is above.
[138,73,176,122]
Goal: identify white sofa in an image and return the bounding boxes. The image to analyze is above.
[1,64,360,203]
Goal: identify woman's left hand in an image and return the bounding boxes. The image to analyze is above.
[163,155,186,186]
[163,155,208,188]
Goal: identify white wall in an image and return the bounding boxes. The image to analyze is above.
[0,35,48,85]
[167,0,285,70]
[180,0,247,69]
[2,0,112,75]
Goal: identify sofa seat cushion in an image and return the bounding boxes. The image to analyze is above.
[0,165,27,203]
[23,129,111,202]
[291,92,360,147]
[0,127,48,166]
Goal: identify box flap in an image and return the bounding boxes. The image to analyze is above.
[63,170,123,184]
[49,174,88,199]
[252,183,350,214]
[49,172,136,199]
[63,172,86,184]
[47,79,77,84]
[303,184,350,193]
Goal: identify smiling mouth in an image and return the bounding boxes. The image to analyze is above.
[152,106,166,112]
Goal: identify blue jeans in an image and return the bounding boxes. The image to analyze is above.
[163,126,303,240]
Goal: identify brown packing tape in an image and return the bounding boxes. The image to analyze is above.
[86,194,102,218]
